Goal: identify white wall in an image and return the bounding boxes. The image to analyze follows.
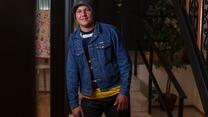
[137,65,204,113]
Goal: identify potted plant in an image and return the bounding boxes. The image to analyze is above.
[158,15,188,111]
[144,0,188,111]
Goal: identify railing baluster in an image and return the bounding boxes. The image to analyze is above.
[139,48,173,117]
[148,44,154,114]
[172,0,208,115]
[134,50,138,76]
[178,97,184,117]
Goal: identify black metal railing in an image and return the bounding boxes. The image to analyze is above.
[135,0,208,116]
[153,43,187,117]
[201,0,208,73]
[172,0,208,116]
[136,39,187,117]
[135,0,188,116]
[188,0,208,71]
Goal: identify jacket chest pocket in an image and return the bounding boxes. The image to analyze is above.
[73,48,85,65]
[96,41,112,49]
[95,41,113,64]
[72,39,84,56]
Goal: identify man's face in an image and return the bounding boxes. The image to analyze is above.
[75,5,94,28]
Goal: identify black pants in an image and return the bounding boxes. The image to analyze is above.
[81,95,130,117]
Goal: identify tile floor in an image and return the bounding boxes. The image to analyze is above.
[37,93,50,117]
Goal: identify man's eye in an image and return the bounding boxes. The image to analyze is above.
[76,10,82,14]
[86,9,91,12]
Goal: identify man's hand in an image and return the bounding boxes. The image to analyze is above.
[114,94,129,111]
[72,106,84,117]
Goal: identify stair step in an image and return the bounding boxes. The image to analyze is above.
[130,92,148,112]
[130,76,148,112]
[131,112,152,117]
[130,76,141,92]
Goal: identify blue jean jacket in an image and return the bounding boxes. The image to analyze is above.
[66,23,132,109]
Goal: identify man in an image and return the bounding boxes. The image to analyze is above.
[66,0,132,116]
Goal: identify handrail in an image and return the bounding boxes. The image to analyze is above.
[135,0,208,116]
[153,43,187,99]
[153,42,187,116]
[172,0,208,116]
[138,46,173,117]
[137,38,187,117]
[136,14,189,114]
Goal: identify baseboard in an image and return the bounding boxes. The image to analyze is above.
[188,105,205,116]
[151,105,205,116]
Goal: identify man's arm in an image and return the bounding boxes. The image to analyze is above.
[110,26,132,96]
[66,38,80,109]
[110,26,132,111]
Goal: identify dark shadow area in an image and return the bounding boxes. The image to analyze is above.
[0,0,36,117]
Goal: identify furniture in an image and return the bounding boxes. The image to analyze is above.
[36,58,50,93]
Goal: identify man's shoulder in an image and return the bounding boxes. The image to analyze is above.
[98,23,118,33]
[99,22,116,29]
[69,31,79,39]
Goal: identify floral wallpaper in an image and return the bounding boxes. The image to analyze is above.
[35,10,50,58]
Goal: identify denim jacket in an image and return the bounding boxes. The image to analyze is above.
[66,23,132,109]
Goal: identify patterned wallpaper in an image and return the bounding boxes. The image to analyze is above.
[35,10,50,58]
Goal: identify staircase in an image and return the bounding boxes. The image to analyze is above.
[130,76,151,117]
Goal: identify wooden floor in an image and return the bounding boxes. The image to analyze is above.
[37,93,50,117]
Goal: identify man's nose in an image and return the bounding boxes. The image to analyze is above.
[80,11,87,16]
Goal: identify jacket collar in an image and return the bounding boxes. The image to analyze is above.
[73,22,101,43]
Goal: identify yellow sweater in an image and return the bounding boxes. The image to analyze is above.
[82,86,120,99]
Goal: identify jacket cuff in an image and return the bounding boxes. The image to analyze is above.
[120,88,129,96]
[70,100,79,109]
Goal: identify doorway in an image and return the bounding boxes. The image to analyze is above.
[50,0,145,117]
[35,0,51,117]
